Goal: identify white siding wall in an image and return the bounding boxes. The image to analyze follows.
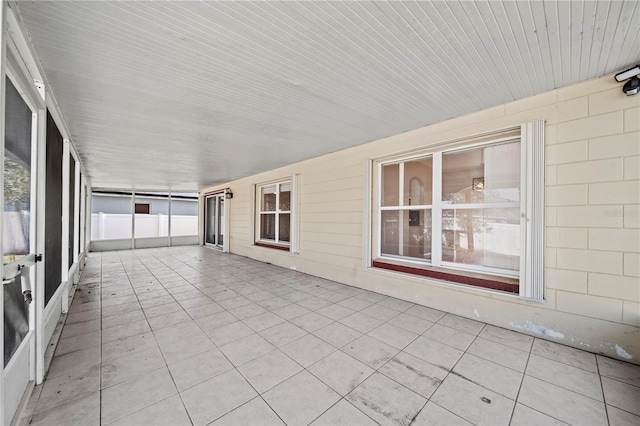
[202,74,640,363]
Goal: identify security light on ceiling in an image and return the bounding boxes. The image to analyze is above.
[614,65,640,96]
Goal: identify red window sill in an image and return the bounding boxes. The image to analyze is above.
[372,260,519,294]
[255,241,290,252]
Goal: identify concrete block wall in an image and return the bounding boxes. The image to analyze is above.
[202,74,640,363]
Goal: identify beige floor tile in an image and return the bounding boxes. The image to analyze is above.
[60,319,101,339]
[220,333,276,366]
[347,372,426,426]
[142,301,184,319]
[168,348,233,391]
[218,295,253,310]
[102,319,151,344]
[47,346,101,380]
[510,403,567,425]
[531,339,598,373]
[453,353,523,399]
[311,399,377,425]
[54,330,101,356]
[108,394,191,426]
[260,321,308,347]
[180,369,258,426]
[148,310,193,331]
[185,301,224,319]
[178,295,217,309]
[65,309,101,324]
[238,349,303,393]
[229,302,268,320]
[139,295,175,309]
[256,296,292,310]
[598,355,640,387]
[431,374,515,426]
[263,371,341,426]
[194,310,238,332]
[368,323,418,349]
[291,311,334,332]
[102,310,147,330]
[316,304,356,321]
[379,351,447,398]
[243,311,286,332]
[343,335,399,369]
[157,331,216,364]
[272,303,312,320]
[339,312,384,333]
[602,377,640,416]
[314,322,363,348]
[479,325,534,352]
[101,332,157,362]
[404,336,464,371]
[359,304,401,322]
[404,305,446,322]
[526,354,603,401]
[101,347,166,389]
[308,350,374,395]
[412,401,472,426]
[297,296,334,311]
[206,321,255,346]
[517,376,608,425]
[101,367,177,424]
[281,334,336,368]
[607,405,640,426]
[437,313,484,335]
[30,391,100,426]
[376,297,415,312]
[466,336,530,372]
[101,301,141,318]
[387,312,435,335]
[422,324,476,351]
[211,397,284,425]
[337,296,375,311]
[35,367,101,413]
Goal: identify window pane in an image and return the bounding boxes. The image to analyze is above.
[261,185,277,211]
[381,210,400,256]
[382,164,399,206]
[381,210,432,260]
[442,208,520,272]
[171,192,198,237]
[279,213,290,242]
[260,214,276,240]
[404,157,432,206]
[91,192,133,240]
[3,78,32,264]
[442,142,520,204]
[403,210,432,260]
[279,184,291,211]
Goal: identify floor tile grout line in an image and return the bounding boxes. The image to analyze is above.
[507,333,534,425]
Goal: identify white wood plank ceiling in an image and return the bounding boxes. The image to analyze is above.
[13,1,640,190]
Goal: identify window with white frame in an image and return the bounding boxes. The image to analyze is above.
[257,180,291,245]
[375,121,545,299]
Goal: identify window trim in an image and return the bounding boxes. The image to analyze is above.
[371,121,544,300]
[254,178,294,250]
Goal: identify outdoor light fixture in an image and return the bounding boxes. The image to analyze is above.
[225,189,233,199]
[614,65,640,96]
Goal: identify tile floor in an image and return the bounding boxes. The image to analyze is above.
[25,246,640,426]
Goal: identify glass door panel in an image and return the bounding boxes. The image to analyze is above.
[205,194,224,248]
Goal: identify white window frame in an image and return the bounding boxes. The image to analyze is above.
[373,121,544,300]
[256,179,292,246]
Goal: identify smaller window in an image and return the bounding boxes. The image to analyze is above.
[257,180,291,247]
[135,203,150,214]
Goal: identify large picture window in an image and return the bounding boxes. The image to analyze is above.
[375,122,545,298]
[257,180,291,246]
